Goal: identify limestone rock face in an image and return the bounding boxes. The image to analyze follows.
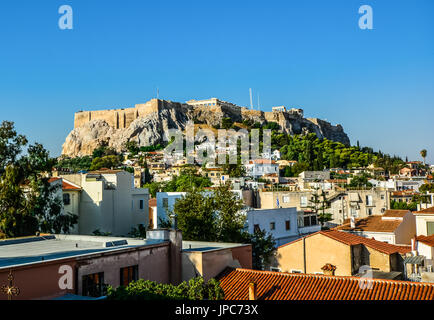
[61,101,351,157]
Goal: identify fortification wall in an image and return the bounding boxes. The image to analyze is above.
[74,99,160,129]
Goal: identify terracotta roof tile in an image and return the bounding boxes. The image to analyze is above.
[48,178,81,191]
[61,180,81,191]
[415,207,434,215]
[382,210,410,217]
[416,235,434,247]
[218,268,434,300]
[335,215,403,233]
[279,230,411,255]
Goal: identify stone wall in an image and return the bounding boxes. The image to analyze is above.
[74,99,160,129]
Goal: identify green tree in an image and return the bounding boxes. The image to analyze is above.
[106,277,224,300]
[221,117,234,130]
[213,183,245,242]
[173,188,217,241]
[0,121,77,238]
[420,149,427,165]
[125,140,140,156]
[420,183,434,193]
[349,174,373,188]
[307,187,332,227]
[89,155,121,171]
[128,224,147,238]
[246,228,276,270]
[172,184,276,269]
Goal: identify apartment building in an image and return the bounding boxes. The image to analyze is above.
[272,230,410,277]
[246,208,320,246]
[58,170,149,236]
[328,189,390,226]
[0,230,182,300]
[334,210,416,245]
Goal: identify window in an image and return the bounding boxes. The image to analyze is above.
[139,200,144,210]
[285,220,291,231]
[82,272,105,297]
[291,270,302,273]
[270,267,281,272]
[366,195,373,206]
[120,265,138,286]
[351,207,358,217]
[163,198,169,209]
[63,193,71,205]
[270,222,275,230]
[427,222,434,236]
[304,216,311,227]
[367,208,373,216]
[300,196,307,207]
[381,194,385,200]
[254,224,260,232]
[311,215,317,226]
[283,195,290,203]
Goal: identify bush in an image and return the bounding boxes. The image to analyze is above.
[106,277,224,300]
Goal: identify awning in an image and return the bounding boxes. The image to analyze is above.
[404,255,425,265]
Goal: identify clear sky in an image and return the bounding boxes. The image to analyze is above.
[0,0,433,163]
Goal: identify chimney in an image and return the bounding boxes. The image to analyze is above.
[321,263,336,276]
[411,237,418,256]
[248,282,257,300]
[350,216,355,229]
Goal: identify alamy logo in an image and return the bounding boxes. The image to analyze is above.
[58,5,73,30]
[58,265,73,290]
[358,5,373,30]
[163,121,271,166]
[358,265,374,290]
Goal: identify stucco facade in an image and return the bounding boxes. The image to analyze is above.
[60,171,149,236]
[182,242,252,282]
[273,232,405,276]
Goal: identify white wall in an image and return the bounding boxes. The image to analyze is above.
[247,208,300,246]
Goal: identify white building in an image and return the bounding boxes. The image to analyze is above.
[414,207,434,236]
[244,159,279,179]
[246,208,320,247]
[57,170,149,236]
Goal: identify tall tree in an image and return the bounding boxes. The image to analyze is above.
[0,121,77,238]
[172,183,276,269]
[420,149,427,165]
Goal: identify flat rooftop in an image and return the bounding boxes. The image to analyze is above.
[0,234,166,269]
[182,241,250,253]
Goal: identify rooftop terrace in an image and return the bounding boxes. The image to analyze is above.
[0,234,166,270]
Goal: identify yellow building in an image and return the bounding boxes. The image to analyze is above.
[272,230,410,277]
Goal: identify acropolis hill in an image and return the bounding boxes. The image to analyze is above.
[62,98,350,157]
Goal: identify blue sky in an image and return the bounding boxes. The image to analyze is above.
[0,0,433,163]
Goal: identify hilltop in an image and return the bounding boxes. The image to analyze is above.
[61,98,350,157]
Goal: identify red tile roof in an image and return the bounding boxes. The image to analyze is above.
[218,268,434,300]
[415,207,434,215]
[335,215,403,233]
[149,198,157,207]
[416,235,434,247]
[279,230,411,255]
[48,178,81,191]
[382,210,410,217]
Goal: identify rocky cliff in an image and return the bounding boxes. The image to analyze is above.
[62,99,350,157]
